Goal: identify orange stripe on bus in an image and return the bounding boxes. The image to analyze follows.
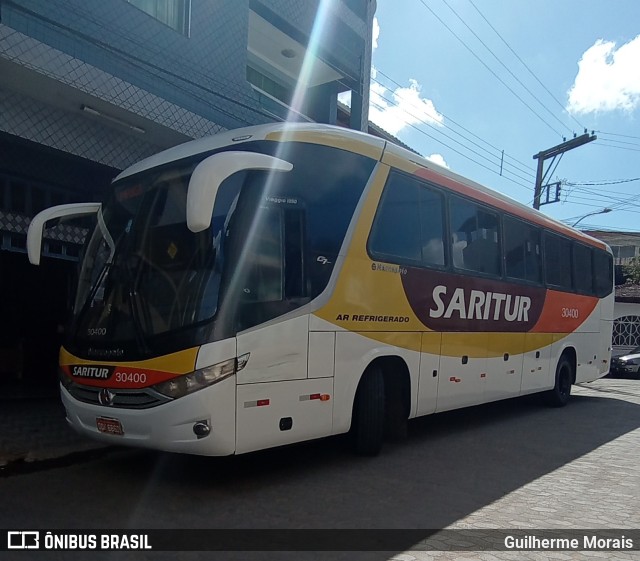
[531,290,599,333]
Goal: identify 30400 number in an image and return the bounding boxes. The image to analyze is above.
[561,308,579,319]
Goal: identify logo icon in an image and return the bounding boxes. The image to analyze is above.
[7,531,39,549]
[98,388,116,406]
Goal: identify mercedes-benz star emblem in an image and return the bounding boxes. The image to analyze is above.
[98,388,115,406]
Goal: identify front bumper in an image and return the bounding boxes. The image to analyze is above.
[61,376,237,456]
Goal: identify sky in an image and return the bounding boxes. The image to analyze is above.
[342,0,640,232]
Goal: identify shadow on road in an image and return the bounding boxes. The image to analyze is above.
[2,383,639,560]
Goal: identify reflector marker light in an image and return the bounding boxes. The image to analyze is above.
[244,399,270,408]
[299,393,331,402]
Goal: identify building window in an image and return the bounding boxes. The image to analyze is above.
[612,245,636,259]
[343,0,368,19]
[246,66,292,105]
[127,0,191,35]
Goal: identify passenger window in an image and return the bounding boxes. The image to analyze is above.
[593,249,613,297]
[369,174,422,264]
[544,232,572,289]
[421,188,446,266]
[368,173,445,267]
[504,217,542,283]
[450,196,501,276]
[573,243,593,294]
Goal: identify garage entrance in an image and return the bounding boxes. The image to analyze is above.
[0,133,118,397]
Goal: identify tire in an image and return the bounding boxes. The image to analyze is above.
[385,378,408,442]
[546,356,573,407]
[352,366,385,456]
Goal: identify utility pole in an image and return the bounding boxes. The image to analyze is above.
[532,132,597,210]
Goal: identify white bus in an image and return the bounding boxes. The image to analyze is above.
[28,123,614,456]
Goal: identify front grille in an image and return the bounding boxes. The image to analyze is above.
[67,383,173,409]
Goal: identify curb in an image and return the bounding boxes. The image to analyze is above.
[0,446,115,478]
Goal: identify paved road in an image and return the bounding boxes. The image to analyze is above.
[1,378,639,561]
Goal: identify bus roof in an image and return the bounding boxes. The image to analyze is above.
[113,122,609,252]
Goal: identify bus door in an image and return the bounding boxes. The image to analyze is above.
[417,332,441,416]
[521,334,553,393]
[435,333,488,412]
[234,204,332,453]
[484,334,524,401]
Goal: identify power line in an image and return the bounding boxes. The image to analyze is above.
[569,184,640,198]
[374,69,537,176]
[415,0,564,137]
[596,130,640,141]
[440,0,574,135]
[370,76,535,182]
[594,142,640,154]
[562,192,640,209]
[467,0,586,132]
[559,199,640,215]
[567,223,640,232]
[367,94,534,192]
[595,138,640,148]
[565,178,640,187]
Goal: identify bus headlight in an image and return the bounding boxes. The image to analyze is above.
[153,354,249,399]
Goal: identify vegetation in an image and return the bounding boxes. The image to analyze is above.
[623,256,640,284]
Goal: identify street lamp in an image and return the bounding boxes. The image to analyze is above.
[572,207,612,227]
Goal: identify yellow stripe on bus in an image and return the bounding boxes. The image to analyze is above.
[315,326,562,358]
[59,346,198,374]
[265,130,384,160]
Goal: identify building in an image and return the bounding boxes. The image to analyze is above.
[584,230,640,355]
[0,0,376,391]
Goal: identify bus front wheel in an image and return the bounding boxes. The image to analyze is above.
[352,366,385,456]
[546,355,573,407]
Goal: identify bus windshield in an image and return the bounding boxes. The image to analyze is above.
[73,161,225,345]
[70,141,376,358]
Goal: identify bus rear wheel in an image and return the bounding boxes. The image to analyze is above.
[352,366,385,456]
[546,355,573,407]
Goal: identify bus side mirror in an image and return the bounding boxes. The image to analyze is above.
[27,202,101,265]
[186,151,293,233]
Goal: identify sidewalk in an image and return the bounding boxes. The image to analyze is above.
[0,395,108,468]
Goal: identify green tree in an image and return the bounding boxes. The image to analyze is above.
[623,256,640,284]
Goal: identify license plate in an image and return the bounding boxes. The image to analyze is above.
[96,417,124,436]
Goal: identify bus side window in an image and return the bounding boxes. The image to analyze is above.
[573,242,594,294]
[504,216,542,284]
[368,172,446,268]
[450,196,501,276]
[544,232,572,290]
[593,249,613,297]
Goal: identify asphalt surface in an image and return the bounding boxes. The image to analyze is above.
[1,378,639,561]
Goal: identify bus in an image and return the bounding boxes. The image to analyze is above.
[27,123,614,456]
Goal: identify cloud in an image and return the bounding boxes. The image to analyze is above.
[426,153,449,169]
[339,16,445,148]
[369,77,444,136]
[372,16,380,50]
[567,35,640,114]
